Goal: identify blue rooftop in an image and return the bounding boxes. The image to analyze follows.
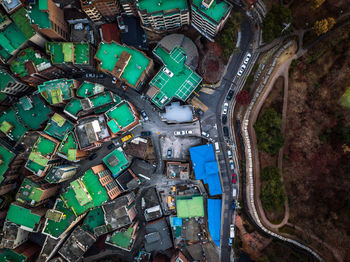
[189,144,222,196]
[207,198,221,247]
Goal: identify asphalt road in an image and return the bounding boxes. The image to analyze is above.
[197,11,254,262]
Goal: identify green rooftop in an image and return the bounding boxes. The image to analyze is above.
[13,95,52,130]
[16,178,46,206]
[96,42,152,87]
[103,148,130,177]
[43,198,78,239]
[0,108,28,142]
[10,47,50,78]
[76,82,105,98]
[11,8,36,39]
[57,132,78,160]
[28,0,51,29]
[106,226,135,250]
[176,195,204,218]
[0,70,14,92]
[191,0,231,23]
[149,45,202,108]
[6,203,42,231]
[63,98,82,118]
[105,101,136,134]
[81,207,106,235]
[64,92,115,118]
[46,42,91,65]
[0,22,27,57]
[61,169,109,216]
[0,249,27,262]
[137,0,188,13]
[38,79,75,105]
[25,134,58,176]
[44,113,74,141]
[148,45,202,108]
[0,145,15,185]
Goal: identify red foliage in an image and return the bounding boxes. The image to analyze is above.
[235,90,251,105]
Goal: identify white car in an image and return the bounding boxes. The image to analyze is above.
[163,67,174,77]
[174,130,185,136]
[201,131,210,138]
[227,150,232,159]
[244,53,251,64]
[186,130,193,135]
[237,64,246,76]
[229,159,234,170]
[223,102,229,115]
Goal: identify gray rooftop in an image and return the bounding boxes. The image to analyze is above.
[144,218,172,252]
[58,226,96,262]
[158,34,199,70]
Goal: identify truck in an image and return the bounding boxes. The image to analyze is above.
[214,142,220,152]
[230,224,235,238]
[232,188,237,198]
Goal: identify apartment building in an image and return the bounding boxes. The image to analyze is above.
[136,0,190,32]
[0,68,31,97]
[120,0,137,16]
[27,0,69,41]
[80,0,120,22]
[191,0,232,41]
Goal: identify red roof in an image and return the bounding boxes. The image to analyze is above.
[101,23,120,43]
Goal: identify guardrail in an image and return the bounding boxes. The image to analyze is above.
[240,41,324,262]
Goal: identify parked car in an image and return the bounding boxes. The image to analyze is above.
[167,148,172,158]
[163,67,174,77]
[232,173,237,184]
[186,130,193,135]
[141,131,151,137]
[223,126,229,137]
[140,110,149,121]
[107,143,115,150]
[201,131,210,138]
[227,150,232,159]
[228,238,233,246]
[231,200,236,210]
[226,89,234,101]
[230,224,235,238]
[174,130,185,136]
[243,53,251,64]
[229,159,234,170]
[112,77,117,84]
[223,102,229,115]
[222,115,227,125]
[237,64,246,76]
[89,153,97,160]
[121,133,134,142]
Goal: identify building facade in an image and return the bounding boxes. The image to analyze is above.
[28,0,69,41]
[120,0,137,16]
[137,0,190,32]
[80,0,120,22]
[190,0,232,41]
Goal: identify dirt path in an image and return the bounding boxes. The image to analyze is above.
[249,45,296,229]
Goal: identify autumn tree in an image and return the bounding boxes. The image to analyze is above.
[235,90,251,105]
[309,0,325,9]
[313,17,336,36]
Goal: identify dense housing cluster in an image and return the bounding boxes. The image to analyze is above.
[0,0,239,261]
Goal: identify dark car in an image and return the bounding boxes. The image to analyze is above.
[89,153,97,160]
[223,126,229,137]
[141,131,151,137]
[140,110,149,121]
[232,200,236,210]
[107,143,115,150]
[222,115,227,125]
[226,90,234,101]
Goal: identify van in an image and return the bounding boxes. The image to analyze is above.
[230,224,235,238]
[232,188,237,198]
[214,142,220,152]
